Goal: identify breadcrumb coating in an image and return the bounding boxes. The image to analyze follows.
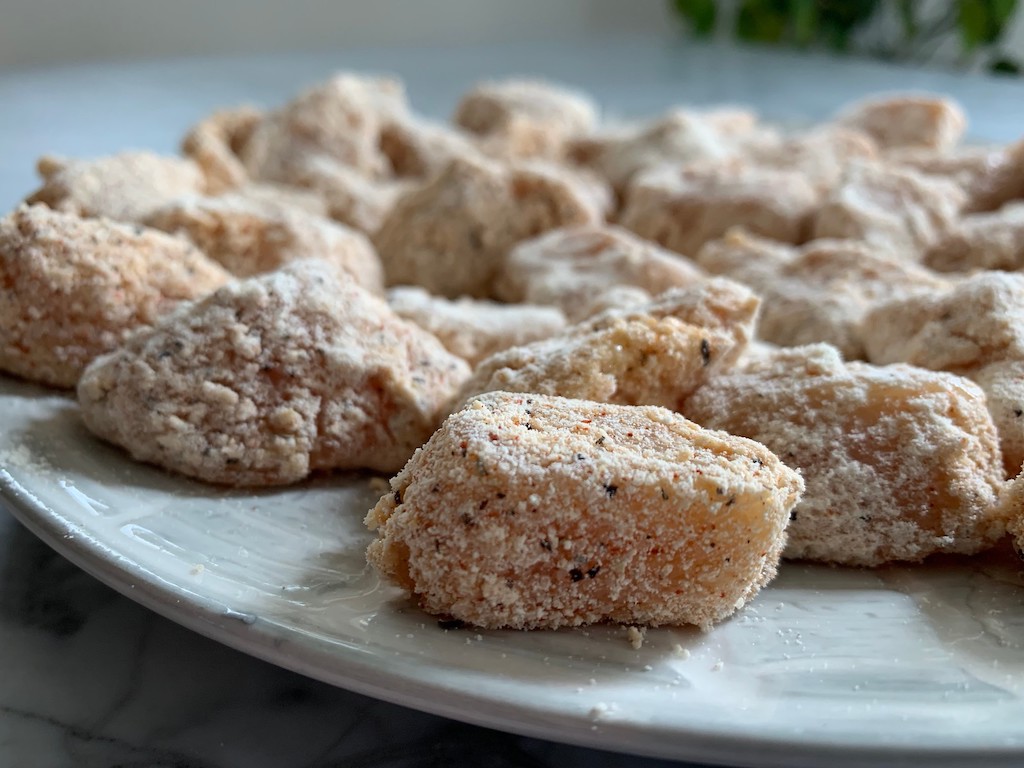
[454,279,758,410]
[283,155,412,235]
[619,161,819,258]
[887,141,1024,214]
[144,192,384,291]
[972,360,1024,477]
[454,79,597,160]
[374,156,605,298]
[379,115,483,178]
[77,260,470,486]
[746,126,878,192]
[685,344,1007,565]
[239,73,406,183]
[0,204,229,388]
[181,105,264,194]
[387,286,567,365]
[366,391,803,630]
[923,202,1024,273]
[699,233,949,358]
[812,160,965,254]
[26,152,206,223]
[566,109,749,192]
[496,224,705,320]
[836,94,966,152]
[862,272,1024,374]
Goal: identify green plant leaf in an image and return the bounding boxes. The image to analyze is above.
[897,0,918,39]
[990,55,1023,74]
[735,0,791,43]
[792,0,819,46]
[991,0,1019,35]
[672,0,718,35]
[958,0,990,51]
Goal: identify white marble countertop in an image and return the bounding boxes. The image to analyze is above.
[2,40,1024,768]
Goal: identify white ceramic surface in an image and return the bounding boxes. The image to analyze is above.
[2,373,1024,768]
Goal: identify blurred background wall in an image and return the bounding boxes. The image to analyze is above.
[0,0,678,70]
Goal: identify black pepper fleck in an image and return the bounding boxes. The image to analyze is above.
[603,483,618,498]
[700,338,711,366]
[569,568,584,582]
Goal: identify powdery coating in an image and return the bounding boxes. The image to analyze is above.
[0,205,229,388]
[286,156,412,234]
[181,106,264,194]
[239,73,407,183]
[566,110,740,192]
[888,141,1024,213]
[836,94,967,152]
[387,286,567,366]
[365,392,803,630]
[26,152,206,223]
[745,126,878,192]
[454,279,759,411]
[703,236,949,359]
[812,161,965,255]
[862,272,1024,374]
[144,193,384,291]
[77,261,471,486]
[684,344,1007,566]
[996,471,1024,557]
[379,116,483,178]
[496,224,705,321]
[923,203,1024,273]
[694,228,797,285]
[971,360,1024,477]
[230,183,329,216]
[619,161,819,258]
[453,79,597,160]
[374,157,604,298]
[574,286,654,321]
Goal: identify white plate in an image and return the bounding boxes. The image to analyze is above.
[3,373,1024,768]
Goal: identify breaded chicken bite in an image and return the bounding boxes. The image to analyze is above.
[836,94,966,152]
[77,260,470,486]
[387,287,566,365]
[812,161,965,255]
[454,279,759,410]
[971,360,1024,477]
[923,202,1024,273]
[862,272,1024,374]
[25,152,206,223]
[684,344,1007,565]
[996,470,1024,557]
[701,236,949,359]
[282,156,412,235]
[374,156,604,298]
[378,116,483,178]
[746,126,878,192]
[144,192,384,291]
[366,392,803,630]
[240,73,407,183]
[566,110,740,192]
[694,228,796,284]
[619,161,819,258]
[453,79,597,160]
[181,105,264,193]
[887,141,1024,214]
[0,205,229,388]
[496,224,704,321]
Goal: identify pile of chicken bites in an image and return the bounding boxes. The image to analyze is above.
[5,73,1024,632]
